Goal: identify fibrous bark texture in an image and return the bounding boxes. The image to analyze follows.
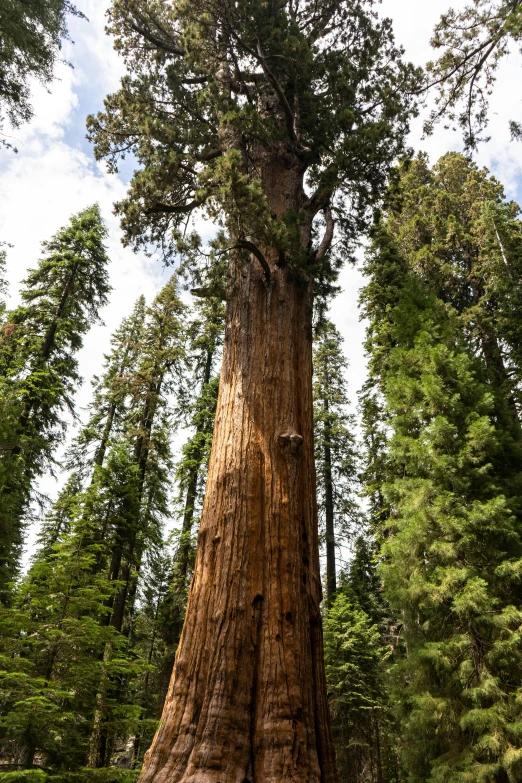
[139,159,339,783]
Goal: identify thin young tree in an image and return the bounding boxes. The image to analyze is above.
[67,294,148,480]
[88,1,419,778]
[88,277,186,769]
[0,247,8,317]
[0,204,111,601]
[313,318,358,605]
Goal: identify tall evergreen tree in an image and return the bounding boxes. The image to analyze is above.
[172,294,224,590]
[87,277,186,769]
[0,204,111,601]
[324,580,401,783]
[0,246,8,318]
[362,161,522,779]
[0,279,185,775]
[67,295,148,479]
[313,318,358,604]
[88,2,419,776]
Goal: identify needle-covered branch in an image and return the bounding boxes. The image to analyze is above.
[425,0,522,147]
[89,0,420,278]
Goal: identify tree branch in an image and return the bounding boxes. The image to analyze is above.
[256,40,297,142]
[144,199,201,215]
[195,149,222,162]
[314,207,334,261]
[129,21,184,56]
[232,240,272,281]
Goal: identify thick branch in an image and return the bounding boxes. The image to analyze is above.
[144,199,201,216]
[233,240,272,282]
[191,285,227,301]
[129,21,184,56]
[256,40,297,142]
[304,172,337,217]
[314,207,334,261]
[195,149,222,162]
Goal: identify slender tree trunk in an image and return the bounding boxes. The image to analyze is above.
[323,399,336,604]
[158,351,216,711]
[480,331,522,440]
[139,157,339,782]
[90,380,163,767]
[175,350,213,587]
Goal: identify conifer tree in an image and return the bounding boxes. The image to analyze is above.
[362,191,522,780]
[87,278,186,769]
[425,0,522,147]
[313,318,358,604]
[0,246,8,318]
[131,540,174,767]
[0,280,185,775]
[0,460,134,772]
[68,295,148,479]
[324,581,400,783]
[172,295,224,594]
[160,294,224,671]
[89,3,419,776]
[0,204,111,601]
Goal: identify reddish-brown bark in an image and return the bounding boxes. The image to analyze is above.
[139,157,339,783]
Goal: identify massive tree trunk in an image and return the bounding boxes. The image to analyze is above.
[139,158,339,782]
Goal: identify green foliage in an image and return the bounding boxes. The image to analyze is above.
[87,0,420,283]
[66,296,148,478]
[0,278,189,772]
[0,247,8,318]
[380,281,522,782]
[0,204,111,599]
[324,583,401,783]
[426,0,522,147]
[313,317,359,599]
[0,770,139,782]
[362,156,522,780]
[0,0,84,150]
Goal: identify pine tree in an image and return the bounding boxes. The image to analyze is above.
[0,204,111,601]
[87,277,186,769]
[313,318,358,604]
[0,246,8,318]
[382,153,522,440]
[0,464,134,772]
[172,294,224,591]
[130,540,174,768]
[159,294,224,685]
[67,295,148,479]
[0,278,186,775]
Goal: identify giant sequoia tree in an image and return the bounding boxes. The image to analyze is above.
[89,2,419,780]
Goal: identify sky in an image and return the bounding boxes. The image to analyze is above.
[1,0,521,559]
